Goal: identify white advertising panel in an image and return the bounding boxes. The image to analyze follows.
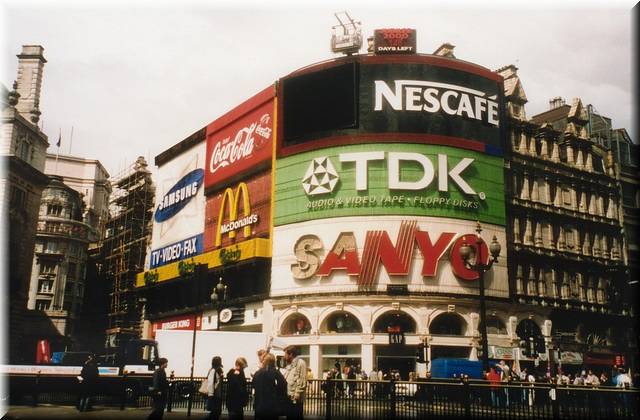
[272,216,508,298]
[149,142,206,269]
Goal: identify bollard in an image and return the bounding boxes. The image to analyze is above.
[167,378,175,413]
[32,371,41,407]
[120,372,128,411]
[462,376,471,417]
[325,379,333,420]
[390,379,396,419]
[550,383,559,420]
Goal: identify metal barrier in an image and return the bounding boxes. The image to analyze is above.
[7,376,640,419]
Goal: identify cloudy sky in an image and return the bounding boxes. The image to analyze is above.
[1,0,636,178]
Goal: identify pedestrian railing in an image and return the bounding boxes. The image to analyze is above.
[7,375,639,419]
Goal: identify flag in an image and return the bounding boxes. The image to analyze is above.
[56,129,61,147]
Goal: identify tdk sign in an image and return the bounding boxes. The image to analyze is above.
[154,169,204,223]
[374,80,500,127]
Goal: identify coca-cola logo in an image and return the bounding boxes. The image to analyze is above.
[208,113,272,175]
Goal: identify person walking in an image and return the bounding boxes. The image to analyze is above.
[283,345,307,420]
[205,356,224,420]
[253,353,287,420]
[77,354,99,412]
[148,358,169,420]
[226,357,249,420]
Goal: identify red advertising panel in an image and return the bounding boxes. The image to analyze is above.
[204,171,271,252]
[205,87,274,190]
[151,314,201,338]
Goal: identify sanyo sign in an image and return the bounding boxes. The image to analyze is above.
[374,80,500,127]
[303,151,477,196]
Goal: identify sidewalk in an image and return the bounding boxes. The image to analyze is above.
[4,405,243,419]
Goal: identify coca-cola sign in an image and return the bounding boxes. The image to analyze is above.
[205,99,274,189]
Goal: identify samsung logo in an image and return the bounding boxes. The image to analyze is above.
[154,169,204,223]
[374,80,499,127]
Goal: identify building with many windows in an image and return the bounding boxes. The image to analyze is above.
[25,175,92,352]
[1,45,50,362]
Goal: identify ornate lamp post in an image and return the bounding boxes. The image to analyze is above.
[459,221,501,373]
[210,277,228,331]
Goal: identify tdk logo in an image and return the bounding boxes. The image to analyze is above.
[302,152,477,197]
[374,80,499,127]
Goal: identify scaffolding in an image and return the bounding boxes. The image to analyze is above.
[101,156,154,352]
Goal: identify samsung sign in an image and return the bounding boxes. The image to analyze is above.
[155,169,204,223]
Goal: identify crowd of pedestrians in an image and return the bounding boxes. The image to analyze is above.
[146,345,308,420]
[480,359,638,409]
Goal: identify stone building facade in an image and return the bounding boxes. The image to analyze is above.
[500,64,635,369]
[25,176,91,352]
[1,45,50,362]
[44,153,111,244]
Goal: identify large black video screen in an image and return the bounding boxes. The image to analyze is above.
[282,62,358,146]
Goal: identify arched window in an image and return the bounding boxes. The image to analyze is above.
[430,313,466,336]
[280,313,311,335]
[320,311,362,334]
[516,319,542,341]
[372,311,416,334]
[486,316,507,335]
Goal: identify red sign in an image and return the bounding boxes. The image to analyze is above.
[374,29,417,54]
[292,221,489,285]
[151,314,201,338]
[35,339,51,364]
[205,89,274,190]
[204,171,271,251]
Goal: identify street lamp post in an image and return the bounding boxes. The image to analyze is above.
[210,277,228,331]
[459,221,501,373]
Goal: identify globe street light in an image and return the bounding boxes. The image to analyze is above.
[211,277,228,331]
[459,221,501,373]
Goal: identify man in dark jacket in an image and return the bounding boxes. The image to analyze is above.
[78,354,99,412]
[148,358,169,420]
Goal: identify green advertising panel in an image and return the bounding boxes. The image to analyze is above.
[274,143,505,226]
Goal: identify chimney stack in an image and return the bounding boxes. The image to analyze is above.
[549,96,566,110]
[15,45,46,124]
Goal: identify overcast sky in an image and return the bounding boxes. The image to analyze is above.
[1,0,636,178]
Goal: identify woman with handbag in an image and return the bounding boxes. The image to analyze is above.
[205,356,224,420]
[226,357,249,420]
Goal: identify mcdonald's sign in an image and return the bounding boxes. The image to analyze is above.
[204,172,271,251]
[215,182,259,247]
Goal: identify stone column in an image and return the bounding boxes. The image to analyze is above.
[310,344,321,378]
[540,138,549,159]
[531,177,540,202]
[513,218,521,244]
[582,232,591,256]
[360,343,373,377]
[585,153,594,171]
[575,148,584,169]
[523,217,533,245]
[551,142,560,163]
[544,177,552,204]
[534,222,543,247]
[520,173,530,200]
[570,185,578,210]
[527,267,537,296]
[566,143,575,165]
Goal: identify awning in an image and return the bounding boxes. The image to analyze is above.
[584,353,615,366]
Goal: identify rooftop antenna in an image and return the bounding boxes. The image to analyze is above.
[331,11,362,55]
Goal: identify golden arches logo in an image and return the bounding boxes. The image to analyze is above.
[215,182,258,247]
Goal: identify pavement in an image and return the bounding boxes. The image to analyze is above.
[3,405,237,419]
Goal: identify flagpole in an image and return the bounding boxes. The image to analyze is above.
[55,128,61,173]
[69,126,74,155]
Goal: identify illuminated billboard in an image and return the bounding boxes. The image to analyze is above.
[205,87,274,190]
[275,143,505,226]
[204,171,271,253]
[150,141,206,269]
[279,56,504,154]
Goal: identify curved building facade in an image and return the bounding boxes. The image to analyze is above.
[266,54,516,377]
